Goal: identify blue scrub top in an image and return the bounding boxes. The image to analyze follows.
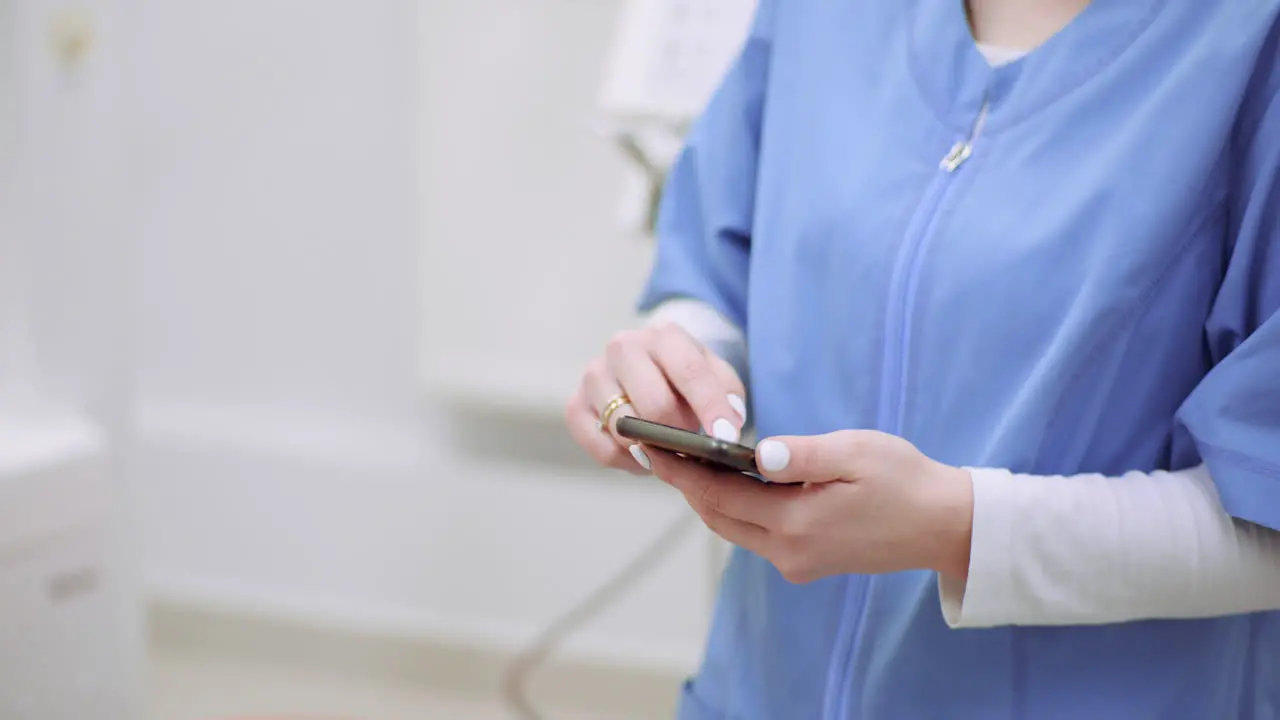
[640,1,1280,718]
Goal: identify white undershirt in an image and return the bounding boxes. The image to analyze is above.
[643,292,1280,627]
[976,42,1029,67]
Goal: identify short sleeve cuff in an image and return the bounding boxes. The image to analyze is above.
[1200,443,1280,532]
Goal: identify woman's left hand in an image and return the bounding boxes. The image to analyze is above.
[650,430,975,583]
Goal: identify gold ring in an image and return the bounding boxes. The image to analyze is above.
[598,394,631,431]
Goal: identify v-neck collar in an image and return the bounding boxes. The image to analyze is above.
[908,0,1164,134]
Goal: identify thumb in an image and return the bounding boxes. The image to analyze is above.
[755,430,867,484]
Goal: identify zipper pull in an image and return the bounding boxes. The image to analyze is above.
[939,99,990,173]
[940,142,972,172]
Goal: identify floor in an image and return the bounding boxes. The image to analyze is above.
[149,645,639,720]
[143,597,683,720]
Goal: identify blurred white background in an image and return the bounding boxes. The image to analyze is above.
[1,0,750,717]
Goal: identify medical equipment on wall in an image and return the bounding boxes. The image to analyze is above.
[597,0,757,236]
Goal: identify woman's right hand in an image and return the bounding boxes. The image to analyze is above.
[565,322,748,474]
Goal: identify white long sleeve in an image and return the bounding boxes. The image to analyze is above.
[941,464,1280,628]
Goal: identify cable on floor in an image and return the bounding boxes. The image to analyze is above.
[500,511,699,720]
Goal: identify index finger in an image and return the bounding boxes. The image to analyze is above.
[649,450,798,528]
[649,324,745,443]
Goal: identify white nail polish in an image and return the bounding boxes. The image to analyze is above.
[629,444,652,471]
[711,418,740,443]
[757,439,790,472]
[727,394,747,421]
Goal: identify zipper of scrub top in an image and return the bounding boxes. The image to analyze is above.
[880,98,990,433]
[889,100,992,428]
[823,97,991,720]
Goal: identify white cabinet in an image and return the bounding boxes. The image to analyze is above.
[0,410,141,720]
[0,1,143,716]
[0,528,138,720]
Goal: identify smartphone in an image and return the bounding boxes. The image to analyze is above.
[615,416,759,475]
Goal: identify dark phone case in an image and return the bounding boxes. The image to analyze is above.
[615,416,759,475]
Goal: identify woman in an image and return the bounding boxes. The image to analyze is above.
[566,1,1280,717]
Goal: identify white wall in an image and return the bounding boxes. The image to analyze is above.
[416,0,658,408]
[129,0,713,673]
